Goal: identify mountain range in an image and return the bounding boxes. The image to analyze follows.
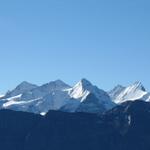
[0,79,150,150]
[0,79,149,114]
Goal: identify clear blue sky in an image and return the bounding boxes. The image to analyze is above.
[0,0,150,93]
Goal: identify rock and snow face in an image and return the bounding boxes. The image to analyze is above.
[65,79,115,112]
[76,93,106,113]
[109,81,150,104]
[0,79,114,115]
[0,80,71,114]
[2,79,150,115]
[0,95,4,98]
[4,81,38,98]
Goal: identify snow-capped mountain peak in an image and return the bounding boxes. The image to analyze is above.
[45,80,71,91]
[78,78,93,87]
[69,78,94,101]
[130,81,146,91]
[109,81,150,104]
[68,79,115,110]
[15,81,37,90]
[4,81,38,98]
[109,85,125,98]
[19,80,71,102]
[50,79,71,88]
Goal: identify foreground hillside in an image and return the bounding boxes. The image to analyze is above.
[0,100,150,150]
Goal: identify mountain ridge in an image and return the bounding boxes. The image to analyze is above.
[0,79,150,115]
[0,79,114,114]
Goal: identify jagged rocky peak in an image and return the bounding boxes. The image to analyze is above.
[41,79,71,91]
[72,78,93,91]
[130,81,146,91]
[109,81,149,104]
[69,78,94,100]
[112,84,125,91]
[16,81,38,89]
[69,78,115,110]
[78,78,93,87]
[50,79,70,86]
[109,84,125,96]
[4,81,38,98]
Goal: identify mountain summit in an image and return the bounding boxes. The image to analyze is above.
[4,81,38,98]
[109,81,150,103]
[63,78,115,113]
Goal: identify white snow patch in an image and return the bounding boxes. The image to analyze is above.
[127,115,131,125]
[7,94,22,101]
[0,94,5,98]
[40,112,47,116]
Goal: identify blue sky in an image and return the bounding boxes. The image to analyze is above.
[0,0,150,93]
